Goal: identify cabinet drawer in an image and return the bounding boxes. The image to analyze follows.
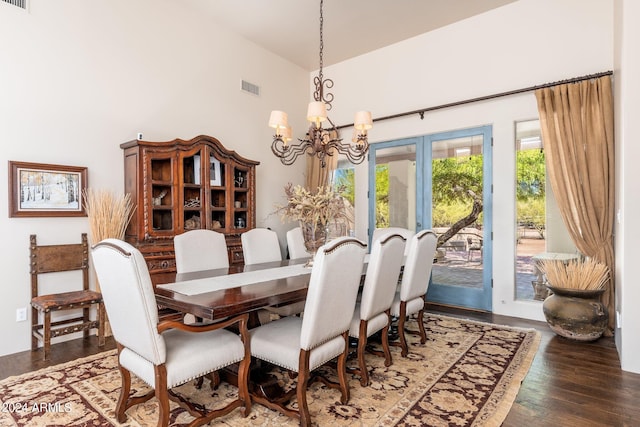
[229,247,244,264]
[145,255,176,273]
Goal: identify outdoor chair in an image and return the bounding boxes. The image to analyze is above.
[467,235,483,261]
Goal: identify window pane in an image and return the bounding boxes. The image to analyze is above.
[373,145,416,230]
[333,162,356,235]
[515,120,546,300]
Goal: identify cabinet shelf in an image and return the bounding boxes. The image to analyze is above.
[121,135,259,284]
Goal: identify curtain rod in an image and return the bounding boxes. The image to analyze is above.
[337,70,613,130]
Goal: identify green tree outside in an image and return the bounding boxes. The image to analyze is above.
[373,149,545,235]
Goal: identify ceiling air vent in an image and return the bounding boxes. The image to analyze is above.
[2,0,27,9]
[241,80,260,97]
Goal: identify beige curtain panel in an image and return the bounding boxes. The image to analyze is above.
[305,148,338,192]
[535,75,615,334]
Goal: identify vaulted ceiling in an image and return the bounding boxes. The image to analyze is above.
[183,0,517,70]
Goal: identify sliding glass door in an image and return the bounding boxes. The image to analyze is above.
[367,139,419,237]
[369,126,492,311]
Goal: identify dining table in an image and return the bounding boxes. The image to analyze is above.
[154,255,371,399]
[155,257,314,325]
[155,254,372,324]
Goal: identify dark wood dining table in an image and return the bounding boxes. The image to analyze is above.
[154,254,374,399]
[154,258,313,324]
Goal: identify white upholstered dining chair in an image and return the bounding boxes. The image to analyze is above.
[348,232,406,386]
[249,237,367,426]
[372,226,414,255]
[286,226,308,260]
[390,229,438,357]
[242,227,305,319]
[241,228,281,265]
[174,229,229,273]
[91,239,251,427]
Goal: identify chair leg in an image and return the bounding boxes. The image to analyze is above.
[381,312,393,367]
[236,312,252,416]
[337,332,351,404]
[297,350,312,427]
[397,302,409,357]
[194,371,219,393]
[236,355,251,416]
[43,311,51,361]
[97,302,106,347]
[154,365,170,427]
[417,307,427,344]
[83,306,90,340]
[357,321,370,387]
[31,306,38,352]
[115,363,131,423]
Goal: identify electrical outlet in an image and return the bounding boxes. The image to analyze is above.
[16,307,27,322]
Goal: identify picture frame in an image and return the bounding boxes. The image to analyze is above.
[8,161,87,217]
[209,157,222,186]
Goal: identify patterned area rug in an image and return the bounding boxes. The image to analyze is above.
[0,314,539,426]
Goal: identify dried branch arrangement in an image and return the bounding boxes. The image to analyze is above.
[540,258,609,291]
[274,183,347,226]
[82,188,135,244]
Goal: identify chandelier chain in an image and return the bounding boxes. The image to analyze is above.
[318,0,324,81]
[268,0,371,168]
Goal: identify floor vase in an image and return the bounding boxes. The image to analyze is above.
[542,286,608,341]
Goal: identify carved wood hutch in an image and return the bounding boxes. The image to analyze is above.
[120,135,259,285]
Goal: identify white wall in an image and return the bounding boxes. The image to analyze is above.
[2,0,630,372]
[614,0,640,373]
[324,0,613,322]
[0,0,307,356]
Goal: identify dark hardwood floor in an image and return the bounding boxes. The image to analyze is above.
[2,306,639,426]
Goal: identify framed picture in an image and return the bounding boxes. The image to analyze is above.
[8,161,87,217]
[209,157,222,186]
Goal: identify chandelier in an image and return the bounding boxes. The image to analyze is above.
[268,0,372,168]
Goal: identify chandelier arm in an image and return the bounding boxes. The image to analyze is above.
[327,138,369,165]
[271,137,311,166]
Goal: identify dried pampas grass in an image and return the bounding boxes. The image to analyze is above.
[82,188,135,334]
[540,258,609,291]
[82,189,135,244]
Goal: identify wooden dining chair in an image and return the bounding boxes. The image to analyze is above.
[249,237,367,427]
[348,232,406,386]
[390,229,438,357]
[30,233,105,360]
[91,238,251,427]
[174,229,229,273]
